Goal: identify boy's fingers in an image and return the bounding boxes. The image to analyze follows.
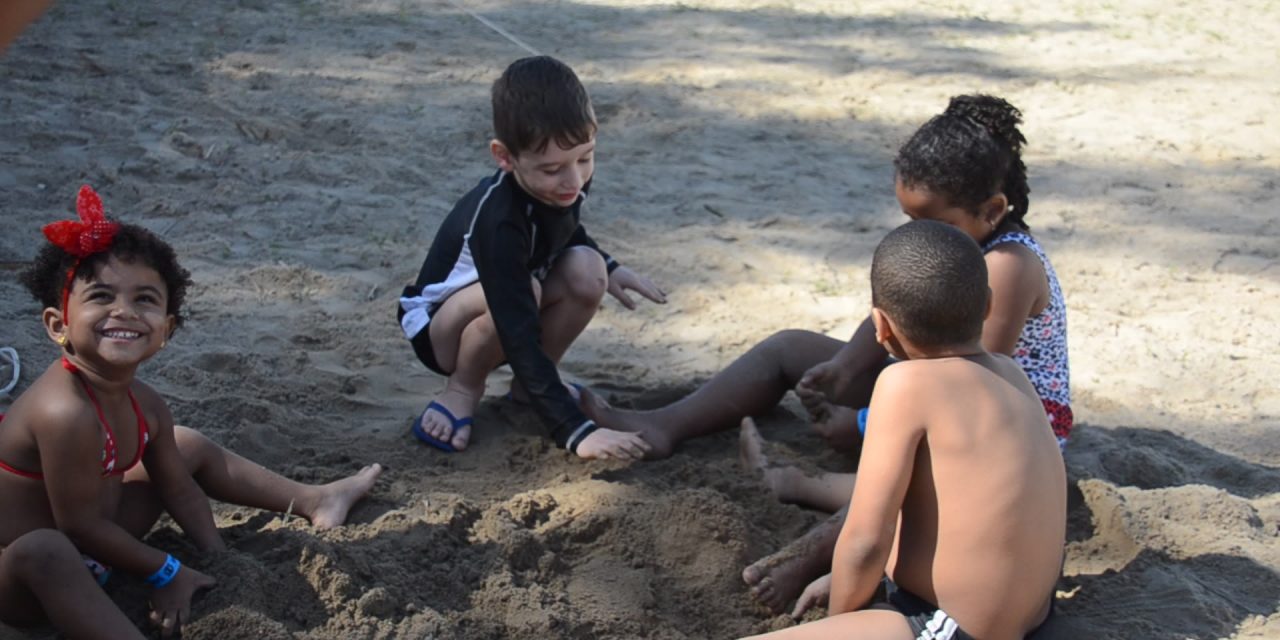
[614,289,637,310]
[638,285,666,304]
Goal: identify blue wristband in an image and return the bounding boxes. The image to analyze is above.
[145,554,181,588]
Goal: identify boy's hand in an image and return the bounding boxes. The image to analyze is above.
[575,427,651,461]
[149,565,216,638]
[791,573,832,619]
[607,266,667,310]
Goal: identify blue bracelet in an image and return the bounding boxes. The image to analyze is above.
[145,554,181,588]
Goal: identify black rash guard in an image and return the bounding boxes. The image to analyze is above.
[398,169,618,453]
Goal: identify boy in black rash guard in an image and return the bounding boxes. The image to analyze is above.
[398,55,665,460]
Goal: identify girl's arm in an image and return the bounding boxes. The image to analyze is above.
[37,403,174,576]
[981,244,1048,356]
[137,386,224,552]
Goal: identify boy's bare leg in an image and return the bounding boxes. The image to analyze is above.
[508,246,606,402]
[740,418,856,512]
[420,281,521,450]
[117,427,381,533]
[0,529,147,640]
[742,506,846,614]
[580,330,846,459]
[738,610,912,640]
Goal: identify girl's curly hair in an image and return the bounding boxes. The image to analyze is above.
[19,221,193,328]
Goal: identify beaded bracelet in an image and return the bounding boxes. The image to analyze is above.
[145,554,181,588]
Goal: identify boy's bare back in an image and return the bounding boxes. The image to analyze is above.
[859,352,1065,639]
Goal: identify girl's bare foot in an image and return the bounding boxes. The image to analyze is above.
[741,513,843,614]
[307,464,383,530]
[573,427,651,461]
[578,387,675,460]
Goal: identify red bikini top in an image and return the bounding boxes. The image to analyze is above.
[0,358,150,480]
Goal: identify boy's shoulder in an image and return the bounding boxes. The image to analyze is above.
[877,353,1029,407]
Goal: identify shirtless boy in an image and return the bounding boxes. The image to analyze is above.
[743,220,1066,640]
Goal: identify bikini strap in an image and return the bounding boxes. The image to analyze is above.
[61,357,120,473]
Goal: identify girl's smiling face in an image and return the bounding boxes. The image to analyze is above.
[56,256,174,369]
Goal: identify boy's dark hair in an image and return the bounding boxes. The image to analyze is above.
[871,220,988,348]
[893,94,1030,230]
[20,221,193,329]
[491,55,596,156]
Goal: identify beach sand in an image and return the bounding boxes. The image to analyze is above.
[1,0,1277,638]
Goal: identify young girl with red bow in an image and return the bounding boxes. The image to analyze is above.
[0,186,382,639]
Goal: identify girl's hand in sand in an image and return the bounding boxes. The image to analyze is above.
[607,266,667,310]
[575,427,651,460]
[798,358,851,404]
[149,565,216,638]
[791,573,832,619]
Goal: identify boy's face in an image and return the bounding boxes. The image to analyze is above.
[491,137,596,208]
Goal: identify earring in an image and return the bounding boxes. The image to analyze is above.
[56,335,68,347]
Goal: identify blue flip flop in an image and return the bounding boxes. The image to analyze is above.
[410,401,473,453]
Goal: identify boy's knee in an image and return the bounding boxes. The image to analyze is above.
[559,247,608,302]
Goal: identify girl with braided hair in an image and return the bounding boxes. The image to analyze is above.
[578,95,1071,619]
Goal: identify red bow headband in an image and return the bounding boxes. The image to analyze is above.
[43,186,119,257]
[43,186,120,329]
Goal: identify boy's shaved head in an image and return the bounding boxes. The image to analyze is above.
[492,55,596,156]
[871,220,988,348]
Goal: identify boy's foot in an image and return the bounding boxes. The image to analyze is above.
[578,387,674,459]
[308,464,383,530]
[742,526,838,614]
[573,427,651,461]
[738,418,795,503]
[415,386,480,451]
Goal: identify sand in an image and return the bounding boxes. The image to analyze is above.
[1,0,1277,638]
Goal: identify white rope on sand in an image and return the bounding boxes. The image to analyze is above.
[445,0,542,57]
[0,347,18,395]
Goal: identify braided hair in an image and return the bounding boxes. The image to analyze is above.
[894,95,1030,230]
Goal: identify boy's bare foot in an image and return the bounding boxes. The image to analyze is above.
[738,418,794,503]
[578,387,675,459]
[574,427,651,461]
[741,530,836,614]
[418,384,481,450]
[307,464,383,530]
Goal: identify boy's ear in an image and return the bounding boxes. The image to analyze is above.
[490,139,517,172]
[42,307,67,346]
[982,192,1010,228]
[871,307,893,345]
